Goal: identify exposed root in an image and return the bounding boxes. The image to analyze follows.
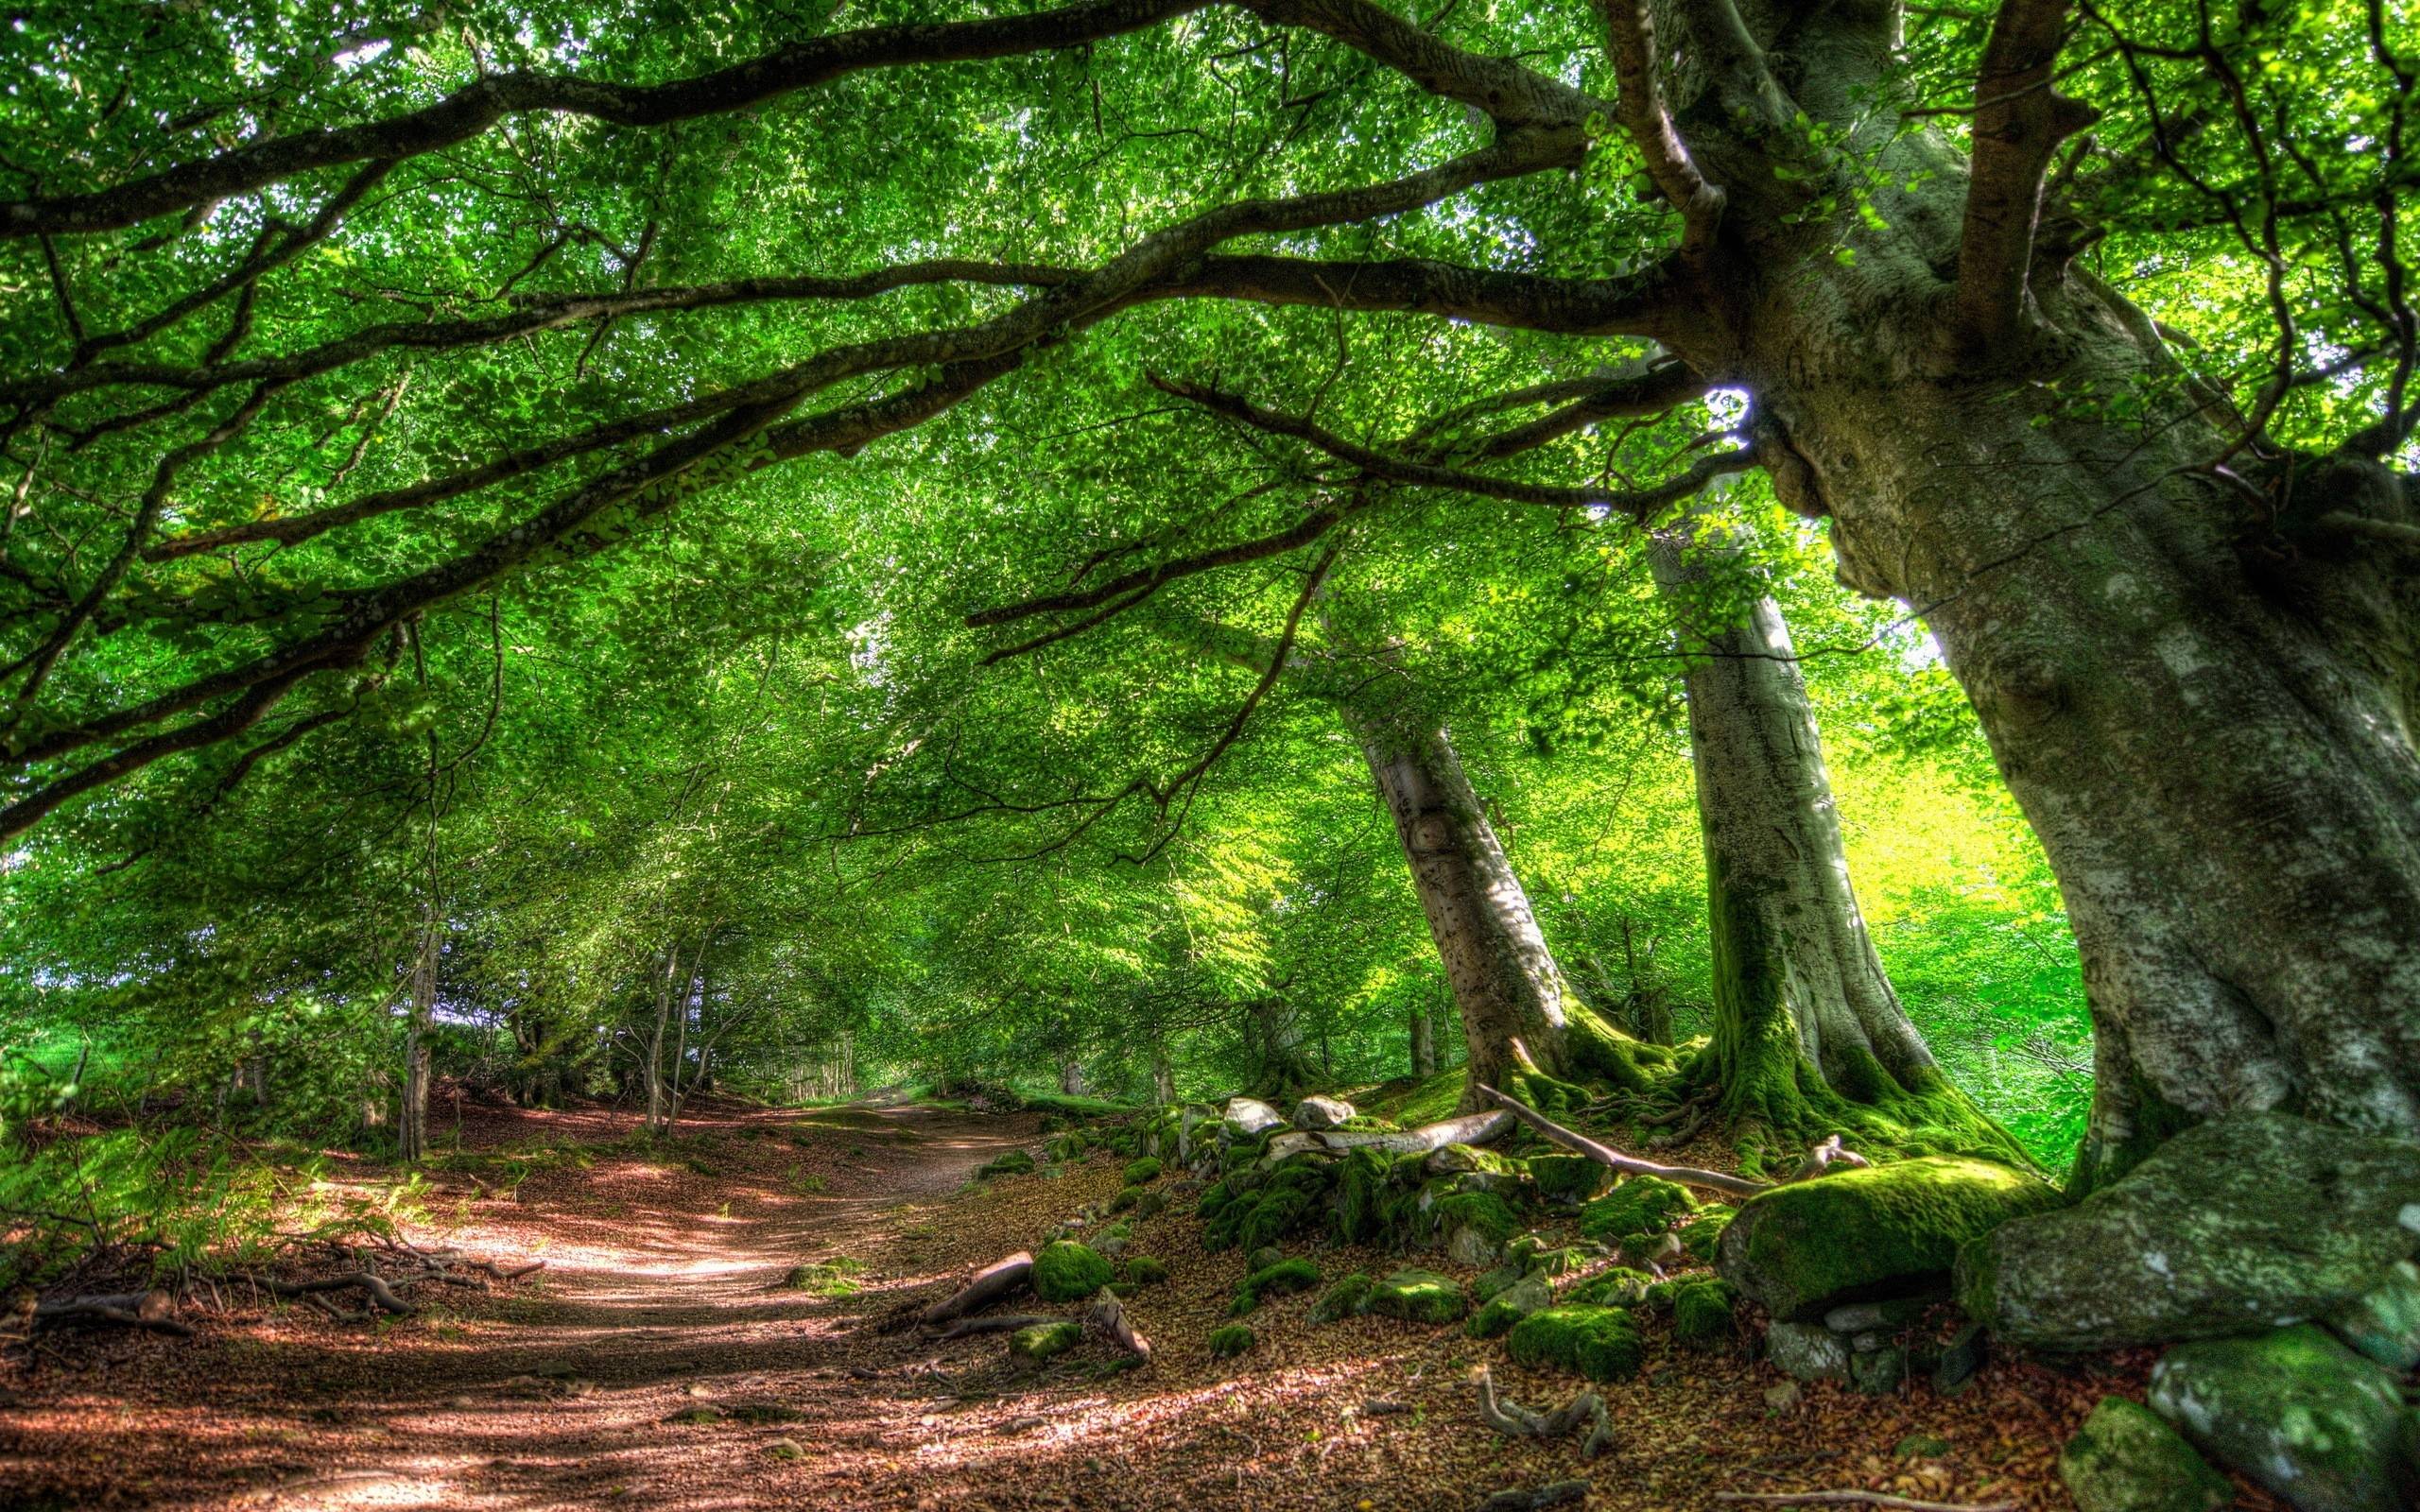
[1784,1134,1873,1183]
[1474,1367,1613,1459]
[1480,1479,1591,1511]
[256,1271,417,1316]
[1085,1285,1151,1362]
[31,1290,195,1337]
[928,1313,1056,1341]
[919,1251,1033,1328]
[1476,1083,1771,1200]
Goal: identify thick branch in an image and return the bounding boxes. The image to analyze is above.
[1473,1083,1772,1199]
[1952,0,2101,354]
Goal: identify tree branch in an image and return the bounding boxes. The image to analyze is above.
[1951,0,2101,355]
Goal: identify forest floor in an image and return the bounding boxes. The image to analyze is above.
[0,1098,2252,1512]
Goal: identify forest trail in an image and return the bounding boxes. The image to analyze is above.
[0,1102,2142,1512]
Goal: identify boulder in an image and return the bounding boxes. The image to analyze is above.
[1719,1156,2062,1321]
[2059,1397,2234,1512]
[2150,1324,2414,1512]
[1579,1176,1696,1245]
[2325,1260,2420,1371]
[1032,1240,1113,1302]
[1763,1320,1850,1383]
[1466,1271,1554,1339]
[1505,1305,1644,1383]
[1530,1154,1613,1206]
[1363,1268,1468,1325]
[1223,1097,1287,1140]
[1960,1113,2420,1351]
[1292,1095,1356,1130]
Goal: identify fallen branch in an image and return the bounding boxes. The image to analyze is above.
[919,1251,1032,1327]
[1474,1367,1612,1458]
[32,1290,195,1337]
[1480,1481,1590,1511]
[256,1271,417,1315]
[929,1313,1057,1341]
[1261,1109,1512,1166]
[1086,1285,1151,1363]
[1475,1084,1770,1200]
[1713,1494,2015,1512]
[1784,1135,1873,1183]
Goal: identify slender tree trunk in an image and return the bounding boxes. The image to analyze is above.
[399,902,435,1163]
[1342,703,1651,1107]
[643,940,681,1137]
[1409,1005,1438,1077]
[1650,523,1976,1136]
[1059,1057,1087,1097]
[1150,1042,1177,1105]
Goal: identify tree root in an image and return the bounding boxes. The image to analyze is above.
[1260,1109,1512,1167]
[1477,1083,1770,1199]
[258,1271,418,1316]
[1474,1367,1613,1458]
[929,1313,1056,1341]
[31,1290,195,1337]
[919,1251,1034,1328]
[1783,1134,1873,1183]
[1086,1285,1151,1362]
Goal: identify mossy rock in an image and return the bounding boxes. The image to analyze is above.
[1506,1305,1645,1383]
[1721,1155,2062,1321]
[1426,1143,1526,1178]
[1435,1190,1522,1246]
[977,1149,1036,1178]
[1207,1323,1255,1359]
[1132,1190,1167,1220]
[1670,1279,1739,1350]
[1579,1176,1696,1244]
[1201,1156,1337,1253]
[1505,1234,1596,1277]
[1677,1207,1734,1263]
[2149,1324,2411,1512]
[1530,1153,1613,1206]
[1010,1319,1083,1367]
[1364,1268,1468,1325]
[1232,1257,1321,1315]
[1125,1255,1169,1286]
[1108,1184,1145,1213]
[2058,1397,2233,1512]
[1566,1266,1653,1307]
[784,1258,868,1297]
[1467,1272,1553,1339]
[1310,1272,1374,1324]
[1033,1240,1114,1302]
[1122,1157,1164,1185]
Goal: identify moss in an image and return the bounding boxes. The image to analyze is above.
[1335,1147,1394,1245]
[1566,1266,1652,1306]
[1506,1305,1645,1383]
[1676,1207,1734,1263]
[1132,1190,1167,1220]
[1109,1184,1145,1212]
[1232,1257,1322,1315]
[1207,1323,1255,1359]
[1530,1153,1613,1205]
[1466,1278,1551,1339]
[785,1257,869,1296]
[1579,1176,1697,1244]
[1032,1240,1113,1302]
[1310,1272,1375,1323]
[1670,1279,1738,1350]
[1203,1156,1337,1253]
[977,1149,1036,1178]
[1125,1255,1170,1286]
[1121,1157,1164,1185]
[1720,1154,2064,1320]
[1195,1179,1237,1222]
[1364,1268,1468,1325]
[1009,1319,1084,1366]
[1435,1190,1522,1246]
[1384,1066,1468,1126]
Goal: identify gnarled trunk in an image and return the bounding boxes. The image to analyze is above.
[1248,995,1316,1096]
[1651,526,1969,1133]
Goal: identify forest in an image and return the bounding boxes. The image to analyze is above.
[0,0,2413,1508]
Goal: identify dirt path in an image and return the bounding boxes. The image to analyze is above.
[1,1102,2150,1512]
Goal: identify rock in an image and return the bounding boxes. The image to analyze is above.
[1207,1322,1254,1359]
[1363,1268,1468,1325]
[1009,1319,1083,1368]
[1720,1155,2063,1321]
[1247,1245,1287,1274]
[1032,1240,1113,1302]
[1122,1157,1163,1185]
[2150,1324,2412,1512]
[1424,1143,1518,1177]
[764,1437,805,1461]
[1824,1297,1931,1334]
[1670,1279,1738,1351]
[1579,1176,1697,1245]
[1292,1095,1356,1130]
[1125,1256,1169,1286]
[1466,1272,1554,1339]
[1309,1272,1374,1324]
[1506,1305,1645,1383]
[1931,1323,1986,1396]
[1232,1258,1320,1315]
[1961,1112,2420,1351]
[1530,1154,1613,1206]
[2325,1260,2420,1371]
[1223,1097,1286,1139]
[1848,1347,1904,1395]
[2060,1398,2233,1512]
[1763,1320,1850,1383]
[1761,1381,1803,1414]
[1445,1223,1501,1267]
[1616,1231,1685,1271]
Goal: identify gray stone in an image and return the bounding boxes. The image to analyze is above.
[1223,1097,1286,1140]
[1931,1323,1986,1396]
[1763,1320,1850,1383]
[1960,1112,2420,1351]
[1848,1330,1892,1354]
[1848,1346,1904,1395]
[1824,1297,1932,1334]
[2059,1397,2233,1512]
[1446,1223,1502,1268]
[1291,1095,1356,1130]
[1247,1245,1286,1274]
[2150,1324,2412,1512]
[2325,1260,2420,1371]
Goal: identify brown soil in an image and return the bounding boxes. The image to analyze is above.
[0,1102,2255,1511]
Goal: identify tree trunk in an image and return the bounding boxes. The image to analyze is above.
[1150,1043,1177,1105]
[1059,1057,1087,1097]
[1650,524,1985,1141]
[398,904,435,1164]
[1247,996,1316,1097]
[1745,269,2420,1187]
[643,940,681,1137]
[1409,1005,1438,1077]
[1342,703,1653,1107]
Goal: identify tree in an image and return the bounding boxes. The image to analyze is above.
[3,0,2410,1185]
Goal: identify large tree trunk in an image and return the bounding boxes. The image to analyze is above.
[1342,703,1652,1107]
[1059,1057,1087,1097]
[1650,524,1983,1140]
[1247,996,1317,1096]
[1731,227,2420,1187]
